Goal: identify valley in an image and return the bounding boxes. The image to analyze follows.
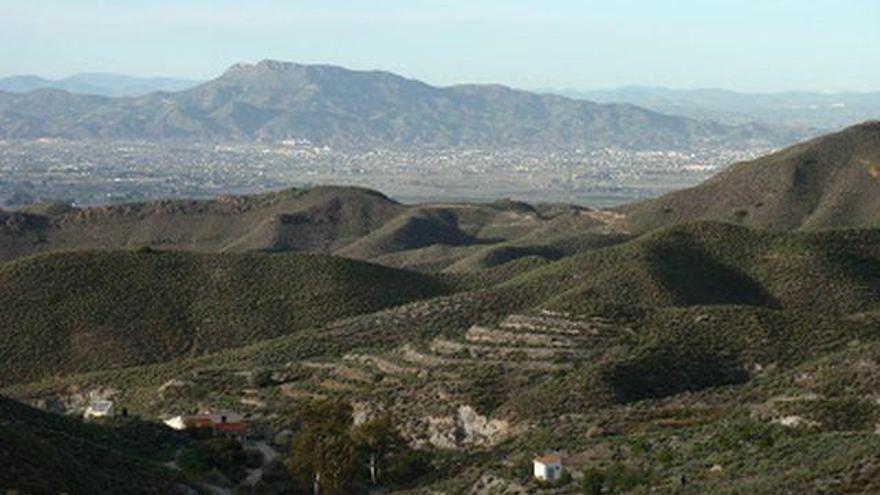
[0,139,767,209]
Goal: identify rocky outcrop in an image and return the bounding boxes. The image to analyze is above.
[405,405,515,449]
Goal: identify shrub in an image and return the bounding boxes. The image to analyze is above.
[581,468,605,495]
[580,464,650,494]
[179,437,248,483]
[387,450,432,485]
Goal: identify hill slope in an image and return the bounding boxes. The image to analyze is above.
[5,222,880,493]
[622,121,880,232]
[0,249,452,386]
[0,186,405,262]
[0,60,795,150]
[506,221,880,316]
[0,186,626,270]
[0,395,182,494]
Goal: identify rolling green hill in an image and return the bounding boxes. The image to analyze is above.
[5,221,880,390]
[505,221,880,316]
[0,249,453,386]
[5,221,880,494]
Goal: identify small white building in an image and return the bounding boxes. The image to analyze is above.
[533,454,564,482]
[83,400,114,419]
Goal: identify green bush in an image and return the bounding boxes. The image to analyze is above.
[581,468,605,495]
[179,437,248,483]
[387,450,432,485]
[580,463,650,494]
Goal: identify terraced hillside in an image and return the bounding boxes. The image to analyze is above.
[6,302,878,494]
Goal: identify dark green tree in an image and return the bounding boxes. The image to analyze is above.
[289,401,362,495]
[351,416,402,485]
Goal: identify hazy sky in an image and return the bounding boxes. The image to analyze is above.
[1,0,878,92]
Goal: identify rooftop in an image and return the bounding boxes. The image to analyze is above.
[534,454,562,465]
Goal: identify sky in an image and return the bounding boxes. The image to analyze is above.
[1,0,878,92]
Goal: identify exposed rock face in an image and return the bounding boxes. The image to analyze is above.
[773,415,820,428]
[406,405,514,449]
[351,400,386,426]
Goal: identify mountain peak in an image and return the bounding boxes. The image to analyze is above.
[221,59,304,77]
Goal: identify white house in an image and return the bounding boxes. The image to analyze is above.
[533,454,564,482]
[83,400,114,419]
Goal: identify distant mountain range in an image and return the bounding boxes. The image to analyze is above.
[0,73,200,97]
[556,86,880,130]
[0,60,801,149]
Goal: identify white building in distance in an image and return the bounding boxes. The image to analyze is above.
[533,453,564,482]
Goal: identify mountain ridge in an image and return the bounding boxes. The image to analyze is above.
[0,73,200,97]
[558,85,880,130]
[0,59,799,149]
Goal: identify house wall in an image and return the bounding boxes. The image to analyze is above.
[534,462,562,481]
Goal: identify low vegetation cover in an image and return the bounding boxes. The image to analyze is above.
[0,249,454,385]
[4,126,880,493]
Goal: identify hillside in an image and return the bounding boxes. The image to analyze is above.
[5,222,880,390]
[0,186,404,262]
[506,221,880,316]
[0,60,797,150]
[4,125,880,492]
[622,121,880,232]
[5,222,880,493]
[0,249,453,386]
[0,395,182,494]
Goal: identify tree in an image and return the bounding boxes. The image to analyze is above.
[289,401,363,495]
[351,416,403,485]
[289,402,430,493]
